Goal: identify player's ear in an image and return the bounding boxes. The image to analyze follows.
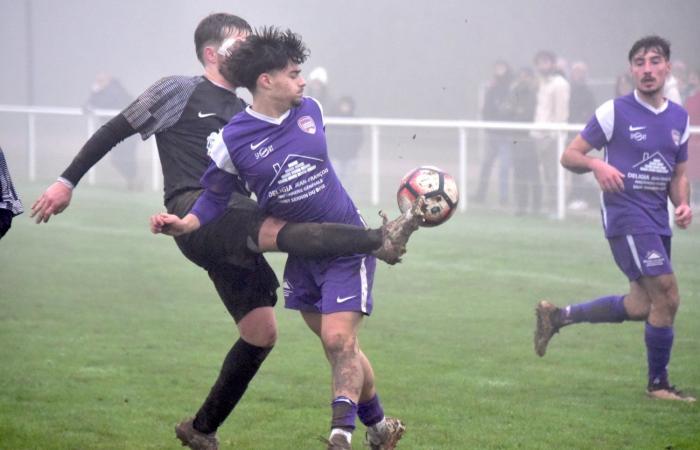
[203,46,218,65]
[258,73,272,90]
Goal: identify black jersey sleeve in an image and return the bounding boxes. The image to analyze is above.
[122,76,202,140]
[60,114,137,186]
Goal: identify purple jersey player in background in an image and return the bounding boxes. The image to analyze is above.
[152,28,421,449]
[535,36,694,402]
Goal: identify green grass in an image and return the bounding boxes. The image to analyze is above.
[1,184,699,449]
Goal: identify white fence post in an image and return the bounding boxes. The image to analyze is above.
[27,113,36,181]
[86,114,97,185]
[370,125,380,206]
[556,130,567,220]
[458,127,468,211]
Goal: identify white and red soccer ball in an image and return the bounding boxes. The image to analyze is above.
[397,166,459,227]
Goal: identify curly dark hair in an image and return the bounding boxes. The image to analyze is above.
[220,26,309,92]
[628,35,671,62]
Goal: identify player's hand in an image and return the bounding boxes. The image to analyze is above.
[150,213,185,236]
[591,159,625,193]
[674,204,692,229]
[150,213,199,236]
[30,181,73,224]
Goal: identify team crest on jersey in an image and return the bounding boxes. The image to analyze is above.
[671,129,681,146]
[297,116,316,134]
[643,250,665,268]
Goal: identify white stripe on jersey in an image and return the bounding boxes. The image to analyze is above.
[360,256,368,314]
[600,191,608,231]
[625,235,643,273]
[681,116,690,145]
[207,131,238,175]
[307,97,325,126]
[594,99,615,142]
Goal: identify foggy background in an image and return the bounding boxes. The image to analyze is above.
[2,0,699,116]
[1,0,698,207]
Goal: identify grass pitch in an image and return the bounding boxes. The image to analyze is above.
[1,185,698,449]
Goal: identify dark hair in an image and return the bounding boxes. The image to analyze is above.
[628,35,671,62]
[534,50,556,64]
[194,13,252,64]
[220,26,309,92]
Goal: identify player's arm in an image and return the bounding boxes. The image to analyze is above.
[150,161,234,236]
[30,114,137,223]
[561,134,625,192]
[670,161,692,229]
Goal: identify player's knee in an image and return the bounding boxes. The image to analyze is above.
[322,330,357,357]
[656,278,680,314]
[256,217,286,252]
[240,326,277,348]
[237,307,278,348]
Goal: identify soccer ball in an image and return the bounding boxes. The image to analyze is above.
[397,166,459,227]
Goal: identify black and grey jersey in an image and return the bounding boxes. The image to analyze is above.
[0,148,24,216]
[123,75,247,203]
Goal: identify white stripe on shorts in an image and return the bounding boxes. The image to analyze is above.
[360,257,368,313]
[625,234,643,273]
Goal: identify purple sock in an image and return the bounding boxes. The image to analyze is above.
[358,394,384,427]
[645,322,674,387]
[331,396,357,431]
[560,295,627,324]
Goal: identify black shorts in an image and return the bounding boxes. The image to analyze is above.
[166,190,278,322]
[0,209,12,239]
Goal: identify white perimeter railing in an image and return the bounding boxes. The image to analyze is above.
[1,104,698,220]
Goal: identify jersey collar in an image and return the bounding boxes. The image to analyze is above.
[633,89,668,115]
[245,105,291,125]
[202,75,236,93]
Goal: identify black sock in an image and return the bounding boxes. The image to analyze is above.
[277,223,382,257]
[193,339,272,434]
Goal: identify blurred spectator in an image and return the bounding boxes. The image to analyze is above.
[663,59,687,104]
[568,61,596,123]
[567,61,598,211]
[531,50,570,211]
[684,67,700,207]
[472,60,514,206]
[306,66,332,105]
[326,96,363,193]
[684,66,699,98]
[0,146,24,239]
[614,72,634,96]
[506,67,541,216]
[85,72,140,190]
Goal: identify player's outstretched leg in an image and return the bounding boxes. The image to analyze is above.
[534,300,563,357]
[175,417,219,450]
[374,196,426,264]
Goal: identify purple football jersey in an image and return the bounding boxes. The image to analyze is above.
[580,91,689,237]
[197,97,363,228]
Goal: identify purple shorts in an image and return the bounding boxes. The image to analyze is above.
[608,233,673,281]
[283,254,376,315]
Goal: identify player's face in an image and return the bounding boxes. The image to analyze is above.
[270,63,306,108]
[629,48,670,96]
[535,57,554,76]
